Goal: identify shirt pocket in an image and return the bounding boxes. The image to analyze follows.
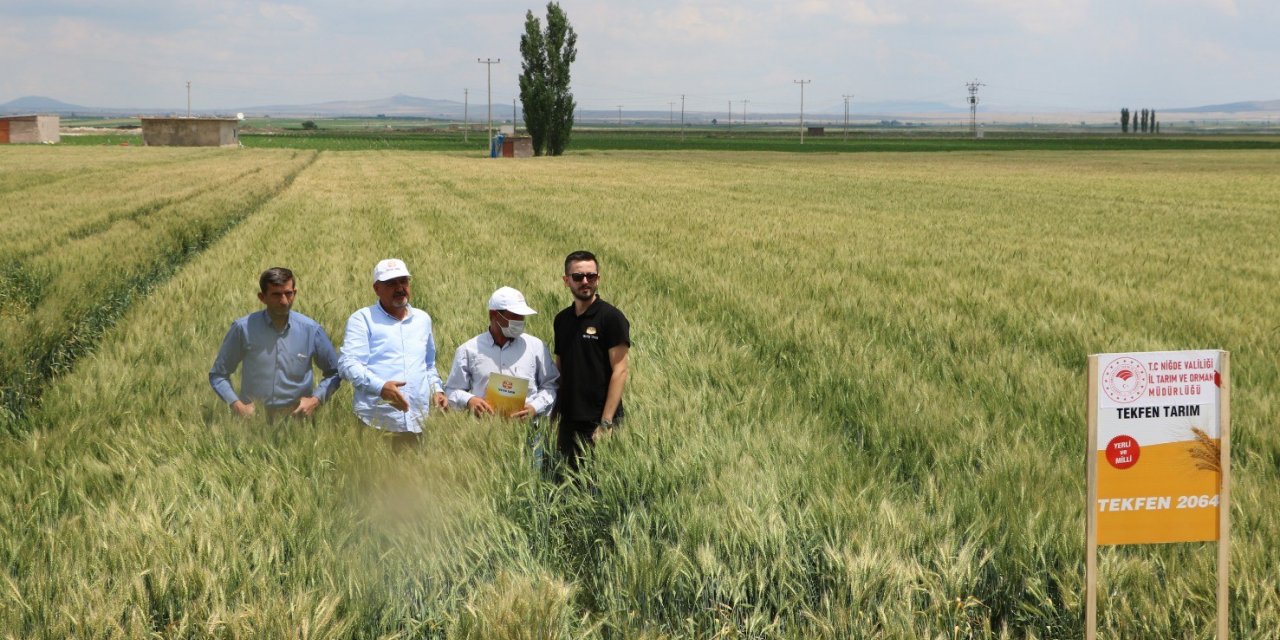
[507,360,536,382]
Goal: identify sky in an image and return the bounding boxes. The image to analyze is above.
[1,0,1276,113]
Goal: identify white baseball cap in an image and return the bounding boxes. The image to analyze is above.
[372,258,411,283]
[487,286,537,316]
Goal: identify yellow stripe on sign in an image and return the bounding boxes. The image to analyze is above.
[1096,440,1220,545]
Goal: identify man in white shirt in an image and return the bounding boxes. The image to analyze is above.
[339,258,447,441]
[445,286,559,419]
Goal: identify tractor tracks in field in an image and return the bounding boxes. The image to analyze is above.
[1,150,321,435]
[0,150,217,197]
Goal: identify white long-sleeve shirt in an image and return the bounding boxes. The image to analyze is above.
[339,303,443,432]
[444,331,559,416]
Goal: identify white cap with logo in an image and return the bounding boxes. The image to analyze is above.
[487,286,537,316]
[372,258,411,283]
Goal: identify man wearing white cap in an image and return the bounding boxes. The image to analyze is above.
[339,258,447,441]
[444,287,559,419]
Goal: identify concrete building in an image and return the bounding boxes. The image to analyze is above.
[141,117,239,147]
[500,136,534,158]
[0,115,60,144]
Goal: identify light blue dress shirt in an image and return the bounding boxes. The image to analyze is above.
[444,331,559,416]
[209,310,341,409]
[339,303,444,433]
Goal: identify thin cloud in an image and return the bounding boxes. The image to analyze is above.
[255,3,320,32]
[0,0,1275,110]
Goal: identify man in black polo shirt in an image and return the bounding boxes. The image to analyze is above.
[553,250,630,468]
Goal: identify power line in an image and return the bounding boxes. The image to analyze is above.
[477,57,500,147]
[793,79,811,144]
[966,79,985,138]
[842,94,854,140]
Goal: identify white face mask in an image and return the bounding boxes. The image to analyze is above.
[500,318,525,339]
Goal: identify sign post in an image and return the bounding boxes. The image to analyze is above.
[1085,350,1229,638]
[1216,352,1231,639]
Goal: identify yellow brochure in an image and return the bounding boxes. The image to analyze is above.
[484,373,530,416]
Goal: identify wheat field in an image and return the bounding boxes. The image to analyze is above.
[1,146,1278,638]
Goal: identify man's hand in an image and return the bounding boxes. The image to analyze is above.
[380,381,409,411]
[592,420,615,442]
[230,400,255,418]
[509,404,537,420]
[432,391,448,410]
[467,396,496,417]
[292,396,321,417]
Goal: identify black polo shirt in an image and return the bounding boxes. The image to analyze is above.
[553,297,630,422]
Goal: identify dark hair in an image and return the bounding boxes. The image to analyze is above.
[259,267,295,292]
[564,250,598,274]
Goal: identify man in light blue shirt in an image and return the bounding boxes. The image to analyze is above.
[445,286,558,418]
[339,258,447,435]
[210,267,341,421]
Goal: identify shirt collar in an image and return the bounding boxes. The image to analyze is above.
[374,302,414,322]
[578,297,604,318]
[258,309,291,332]
[481,330,521,349]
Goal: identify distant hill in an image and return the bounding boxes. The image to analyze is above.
[241,94,467,118]
[1163,99,1280,113]
[816,101,963,115]
[8,93,1279,120]
[0,95,185,116]
[0,96,89,114]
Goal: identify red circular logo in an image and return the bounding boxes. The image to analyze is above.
[1106,435,1140,470]
[1102,357,1148,403]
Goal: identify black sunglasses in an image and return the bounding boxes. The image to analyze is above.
[569,272,599,283]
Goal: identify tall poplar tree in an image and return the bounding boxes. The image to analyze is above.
[519,3,577,156]
[1120,108,1130,133]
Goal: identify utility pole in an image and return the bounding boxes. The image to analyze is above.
[842,94,854,141]
[513,98,517,133]
[669,102,675,128]
[680,94,686,142]
[617,105,623,127]
[794,79,811,144]
[477,57,500,148]
[463,88,469,143]
[742,100,749,127]
[728,100,733,130]
[186,81,191,117]
[966,79,985,139]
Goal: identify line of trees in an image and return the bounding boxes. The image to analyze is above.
[1120,108,1160,134]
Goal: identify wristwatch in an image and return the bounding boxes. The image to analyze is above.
[599,419,615,428]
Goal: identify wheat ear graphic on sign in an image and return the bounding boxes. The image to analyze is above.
[1188,427,1221,473]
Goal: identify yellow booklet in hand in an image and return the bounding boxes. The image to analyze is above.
[484,373,530,417]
